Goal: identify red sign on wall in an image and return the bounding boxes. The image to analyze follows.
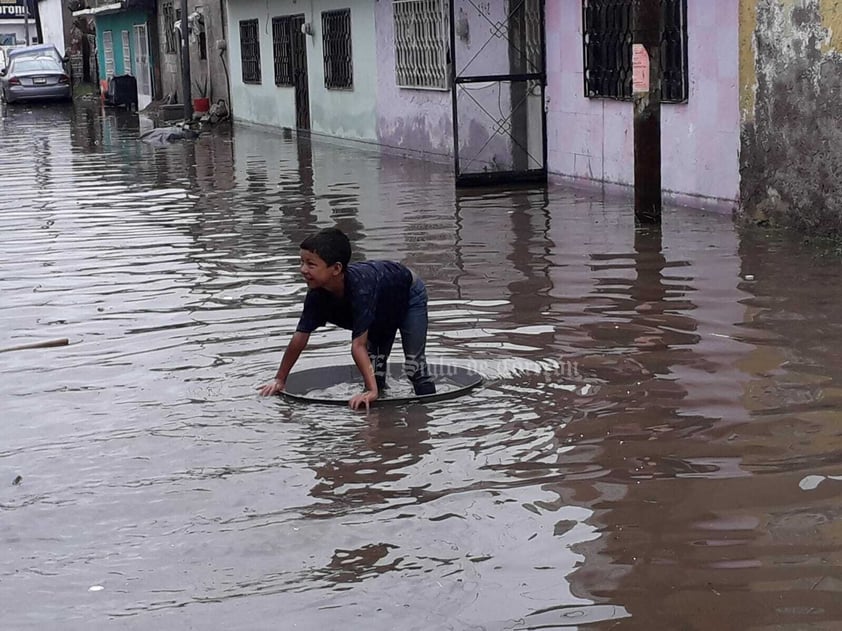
[632,44,650,94]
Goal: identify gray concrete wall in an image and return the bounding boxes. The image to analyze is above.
[741,1,842,236]
[155,0,230,108]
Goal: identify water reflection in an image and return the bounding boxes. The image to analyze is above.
[2,106,842,629]
[305,405,433,519]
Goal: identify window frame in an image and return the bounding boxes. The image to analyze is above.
[272,15,295,87]
[162,1,177,55]
[121,30,132,75]
[322,8,353,90]
[239,19,262,85]
[392,0,449,91]
[102,30,115,79]
[581,0,689,104]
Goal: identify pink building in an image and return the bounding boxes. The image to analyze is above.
[545,1,739,210]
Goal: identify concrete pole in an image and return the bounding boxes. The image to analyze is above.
[24,0,30,45]
[632,0,662,225]
[180,0,193,120]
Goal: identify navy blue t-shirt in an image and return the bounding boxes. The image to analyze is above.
[296,261,413,344]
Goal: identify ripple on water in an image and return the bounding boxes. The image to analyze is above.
[2,104,842,629]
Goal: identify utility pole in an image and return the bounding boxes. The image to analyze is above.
[24,0,30,45]
[180,0,193,120]
[632,0,662,225]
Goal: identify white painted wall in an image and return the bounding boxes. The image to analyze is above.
[225,0,377,142]
[38,0,67,49]
[226,0,297,129]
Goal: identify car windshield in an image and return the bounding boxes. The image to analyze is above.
[12,57,61,73]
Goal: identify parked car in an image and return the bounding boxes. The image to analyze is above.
[7,44,67,67]
[0,56,71,104]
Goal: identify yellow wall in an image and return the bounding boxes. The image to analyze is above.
[739,0,757,123]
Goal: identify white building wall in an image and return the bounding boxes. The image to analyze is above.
[225,0,297,129]
[225,0,376,141]
[38,0,67,49]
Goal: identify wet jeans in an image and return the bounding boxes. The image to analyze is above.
[368,277,436,395]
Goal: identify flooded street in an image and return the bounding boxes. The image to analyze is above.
[2,102,842,630]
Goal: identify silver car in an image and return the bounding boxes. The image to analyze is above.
[1,55,71,104]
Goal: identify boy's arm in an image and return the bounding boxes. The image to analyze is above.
[349,331,378,410]
[258,331,310,396]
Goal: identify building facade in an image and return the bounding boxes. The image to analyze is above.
[154,0,229,109]
[220,0,743,209]
[0,0,37,45]
[547,0,740,209]
[225,0,378,140]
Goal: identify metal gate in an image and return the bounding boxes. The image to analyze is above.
[450,0,546,186]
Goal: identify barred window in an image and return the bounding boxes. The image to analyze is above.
[393,0,448,90]
[121,30,132,74]
[162,2,177,54]
[239,19,261,84]
[582,0,688,103]
[272,16,294,86]
[102,30,115,79]
[322,9,352,89]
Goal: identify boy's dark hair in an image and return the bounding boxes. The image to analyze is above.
[300,228,352,271]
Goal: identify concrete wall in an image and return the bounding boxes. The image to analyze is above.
[225,0,298,129]
[546,0,741,206]
[740,0,842,236]
[373,0,451,158]
[226,0,377,141]
[155,0,229,106]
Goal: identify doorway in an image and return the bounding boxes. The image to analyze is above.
[450,0,546,186]
[132,23,152,110]
[290,14,310,130]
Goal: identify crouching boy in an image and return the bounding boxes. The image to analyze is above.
[259,227,436,410]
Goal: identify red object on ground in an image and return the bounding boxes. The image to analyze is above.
[193,97,210,113]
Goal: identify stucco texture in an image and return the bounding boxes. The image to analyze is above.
[741,0,842,236]
[374,0,451,157]
[545,0,740,205]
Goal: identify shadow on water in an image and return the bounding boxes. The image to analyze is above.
[1,104,842,629]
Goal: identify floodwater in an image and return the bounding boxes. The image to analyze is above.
[1,102,841,631]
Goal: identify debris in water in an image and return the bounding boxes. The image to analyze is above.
[12,475,22,485]
[88,585,104,592]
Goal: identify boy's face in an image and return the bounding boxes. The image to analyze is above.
[299,249,342,289]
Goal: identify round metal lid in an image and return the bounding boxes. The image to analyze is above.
[281,362,483,405]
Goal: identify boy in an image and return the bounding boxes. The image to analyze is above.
[259,227,436,410]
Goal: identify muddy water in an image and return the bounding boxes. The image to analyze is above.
[1,102,841,630]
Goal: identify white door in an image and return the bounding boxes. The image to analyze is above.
[133,24,152,109]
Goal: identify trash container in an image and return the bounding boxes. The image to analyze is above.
[105,74,138,109]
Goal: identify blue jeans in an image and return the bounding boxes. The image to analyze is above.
[368,278,435,395]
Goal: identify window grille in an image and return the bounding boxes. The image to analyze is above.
[239,19,262,84]
[660,0,688,102]
[121,30,131,75]
[393,0,448,90]
[322,9,352,89]
[162,2,177,54]
[103,30,115,79]
[272,16,294,86]
[582,0,688,103]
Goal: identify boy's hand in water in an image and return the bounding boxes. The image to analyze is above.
[349,389,378,412]
[258,378,285,397]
